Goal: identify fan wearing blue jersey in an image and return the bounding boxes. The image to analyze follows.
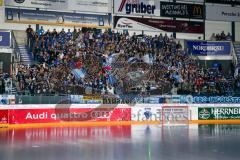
[66,29,72,41]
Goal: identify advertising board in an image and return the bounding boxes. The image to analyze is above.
[131,106,161,121]
[160,2,204,19]
[5,8,111,28]
[199,107,240,120]
[0,109,8,125]
[8,107,131,124]
[206,0,240,5]
[113,0,160,16]
[206,5,240,22]
[186,40,231,56]
[5,0,111,13]
[114,16,204,34]
[0,32,11,48]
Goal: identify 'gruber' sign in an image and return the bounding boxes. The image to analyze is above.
[198,107,240,120]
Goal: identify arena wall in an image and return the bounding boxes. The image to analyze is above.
[1,104,240,128]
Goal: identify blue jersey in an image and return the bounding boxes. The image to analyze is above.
[66,32,72,40]
[38,29,44,36]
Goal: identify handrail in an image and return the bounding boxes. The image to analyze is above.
[232,42,238,67]
[11,31,21,62]
[10,31,21,95]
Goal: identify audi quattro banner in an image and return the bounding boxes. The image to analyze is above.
[5,8,111,28]
[8,107,131,124]
[206,5,240,22]
[206,0,240,5]
[186,41,231,56]
[160,2,204,19]
[0,31,11,48]
[114,16,204,34]
[114,0,160,16]
[5,0,111,13]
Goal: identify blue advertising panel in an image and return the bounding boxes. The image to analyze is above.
[0,32,11,47]
[193,96,240,104]
[186,40,231,56]
[5,8,111,28]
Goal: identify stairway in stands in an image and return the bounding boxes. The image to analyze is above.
[13,30,34,65]
[233,42,240,68]
[18,44,33,64]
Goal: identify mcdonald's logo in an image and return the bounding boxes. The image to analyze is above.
[192,5,203,17]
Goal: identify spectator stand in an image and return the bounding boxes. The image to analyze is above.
[9,27,240,97]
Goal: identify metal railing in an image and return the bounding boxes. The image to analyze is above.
[11,31,21,62]
[232,42,238,67]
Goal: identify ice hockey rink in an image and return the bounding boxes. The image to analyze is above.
[0,124,240,160]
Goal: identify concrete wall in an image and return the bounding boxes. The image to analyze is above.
[0,53,12,74]
[205,21,232,40]
[235,22,240,42]
[13,30,27,45]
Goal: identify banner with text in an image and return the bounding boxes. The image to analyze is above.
[0,32,11,48]
[198,107,240,120]
[5,0,111,13]
[0,109,8,124]
[206,5,240,22]
[0,109,8,125]
[8,107,131,124]
[5,8,111,28]
[131,105,161,121]
[114,16,204,34]
[114,0,160,16]
[206,0,240,5]
[160,2,204,19]
[186,41,231,56]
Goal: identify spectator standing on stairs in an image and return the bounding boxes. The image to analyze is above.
[26,25,33,51]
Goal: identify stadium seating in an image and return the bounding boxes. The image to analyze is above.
[0,28,237,96]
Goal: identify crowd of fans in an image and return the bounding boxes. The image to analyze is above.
[0,72,12,94]
[210,31,232,41]
[8,25,237,96]
[110,33,234,95]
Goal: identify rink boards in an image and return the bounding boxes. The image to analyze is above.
[1,104,240,128]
